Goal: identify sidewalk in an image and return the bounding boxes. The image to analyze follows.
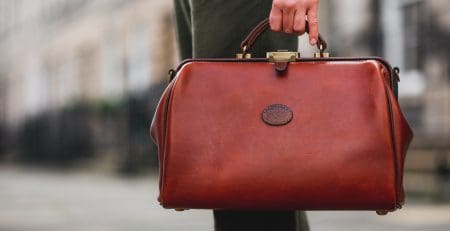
[0,166,449,231]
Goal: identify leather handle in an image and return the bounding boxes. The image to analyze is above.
[240,18,327,54]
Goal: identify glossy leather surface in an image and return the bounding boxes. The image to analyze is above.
[150,59,413,211]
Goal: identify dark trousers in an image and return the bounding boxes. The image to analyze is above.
[173,0,309,230]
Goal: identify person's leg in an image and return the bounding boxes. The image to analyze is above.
[213,211,309,231]
[173,0,193,60]
[214,210,308,231]
[296,211,310,231]
[172,0,309,230]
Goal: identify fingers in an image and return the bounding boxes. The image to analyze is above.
[293,9,306,35]
[282,8,295,33]
[271,0,296,33]
[270,0,320,45]
[269,5,283,31]
[307,5,319,45]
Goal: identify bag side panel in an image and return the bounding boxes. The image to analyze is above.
[383,73,414,206]
[150,80,175,201]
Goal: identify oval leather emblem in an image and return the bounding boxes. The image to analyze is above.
[261,104,293,126]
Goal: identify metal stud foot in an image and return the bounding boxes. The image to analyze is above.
[376,210,389,215]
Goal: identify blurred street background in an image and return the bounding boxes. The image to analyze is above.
[0,0,449,230]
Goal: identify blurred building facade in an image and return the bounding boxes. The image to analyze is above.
[0,0,176,126]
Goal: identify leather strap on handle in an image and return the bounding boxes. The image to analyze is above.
[240,18,327,55]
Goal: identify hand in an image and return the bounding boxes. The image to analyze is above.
[269,0,319,45]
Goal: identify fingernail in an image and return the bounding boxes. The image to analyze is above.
[310,38,317,45]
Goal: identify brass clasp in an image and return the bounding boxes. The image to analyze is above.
[314,52,330,58]
[236,53,252,59]
[236,46,251,59]
[266,51,299,62]
[314,43,330,58]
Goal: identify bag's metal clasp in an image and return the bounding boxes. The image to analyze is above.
[314,52,330,58]
[266,51,299,74]
[266,50,299,62]
[236,45,252,59]
[314,43,330,58]
[236,53,252,59]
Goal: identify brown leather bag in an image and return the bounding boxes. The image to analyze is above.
[150,19,413,215]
